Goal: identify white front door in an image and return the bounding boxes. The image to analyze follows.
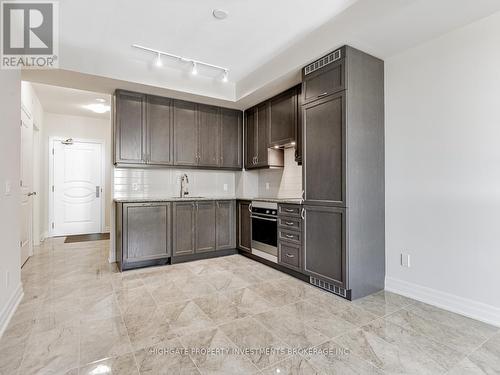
[20,110,34,266]
[52,139,103,236]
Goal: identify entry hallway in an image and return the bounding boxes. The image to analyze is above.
[0,238,499,375]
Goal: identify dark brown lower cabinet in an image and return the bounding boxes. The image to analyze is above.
[303,205,346,288]
[195,201,216,253]
[173,202,196,256]
[216,201,235,250]
[116,202,171,270]
[173,200,237,258]
[237,201,252,252]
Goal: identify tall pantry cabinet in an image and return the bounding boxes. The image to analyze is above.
[301,46,385,300]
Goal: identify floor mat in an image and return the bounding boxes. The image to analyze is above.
[64,233,110,243]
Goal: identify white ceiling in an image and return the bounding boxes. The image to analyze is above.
[32,83,111,119]
[24,0,500,107]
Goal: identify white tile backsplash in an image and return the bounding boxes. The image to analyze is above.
[113,149,302,200]
[113,168,237,199]
[258,148,302,198]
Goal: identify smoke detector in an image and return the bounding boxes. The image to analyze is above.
[213,9,228,20]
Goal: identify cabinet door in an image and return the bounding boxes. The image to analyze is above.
[216,200,235,250]
[123,203,170,264]
[147,95,172,165]
[303,92,345,206]
[245,108,257,169]
[255,102,269,167]
[220,109,242,169]
[173,202,195,256]
[114,91,146,164]
[195,201,216,253]
[198,104,220,167]
[302,59,345,104]
[269,88,297,147]
[237,201,252,252]
[303,205,346,288]
[173,100,198,166]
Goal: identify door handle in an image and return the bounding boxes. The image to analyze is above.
[95,186,100,198]
[27,191,37,197]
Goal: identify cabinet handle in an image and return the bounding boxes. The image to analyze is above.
[317,92,329,98]
[284,208,294,213]
[285,234,294,239]
[301,208,305,220]
[248,203,252,212]
[285,221,294,226]
[285,253,295,258]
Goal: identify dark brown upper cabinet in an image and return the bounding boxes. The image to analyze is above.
[220,109,243,169]
[198,104,220,168]
[147,95,173,165]
[114,90,147,165]
[268,87,298,147]
[244,103,283,170]
[303,92,345,207]
[114,90,243,170]
[173,100,198,166]
[302,48,345,105]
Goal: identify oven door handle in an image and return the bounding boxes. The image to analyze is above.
[251,215,277,222]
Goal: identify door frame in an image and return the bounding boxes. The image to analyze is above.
[48,136,106,237]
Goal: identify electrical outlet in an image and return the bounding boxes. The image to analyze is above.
[5,180,11,195]
[265,182,270,190]
[223,184,228,192]
[132,182,139,191]
[401,253,411,268]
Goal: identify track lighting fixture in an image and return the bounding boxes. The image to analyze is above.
[132,44,229,82]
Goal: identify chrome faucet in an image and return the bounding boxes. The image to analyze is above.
[180,174,189,198]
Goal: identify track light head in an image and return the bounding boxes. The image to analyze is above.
[222,70,229,83]
[191,62,198,75]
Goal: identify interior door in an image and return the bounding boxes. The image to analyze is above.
[20,110,33,266]
[52,139,102,236]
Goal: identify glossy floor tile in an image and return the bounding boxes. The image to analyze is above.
[1,237,498,375]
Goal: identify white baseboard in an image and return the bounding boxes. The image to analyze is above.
[385,276,500,327]
[0,283,24,339]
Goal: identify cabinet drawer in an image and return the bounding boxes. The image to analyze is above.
[278,229,301,244]
[278,216,302,231]
[278,204,301,217]
[278,242,300,270]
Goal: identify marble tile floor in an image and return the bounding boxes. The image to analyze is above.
[0,237,499,374]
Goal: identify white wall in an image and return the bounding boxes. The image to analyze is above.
[42,113,112,234]
[0,70,23,336]
[385,12,500,325]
